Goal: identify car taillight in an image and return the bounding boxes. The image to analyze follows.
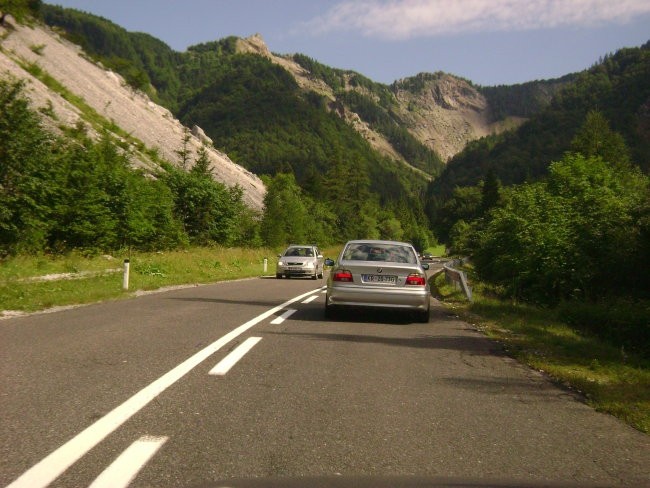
[405,273,426,286]
[333,270,353,282]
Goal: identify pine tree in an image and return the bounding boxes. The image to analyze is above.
[481,168,501,213]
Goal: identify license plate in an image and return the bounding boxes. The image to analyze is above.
[288,267,301,271]
[362,274,397,284]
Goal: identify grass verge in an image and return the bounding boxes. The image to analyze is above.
[0,247,292,314]
[433,272,650,434]
[425,243,446,256]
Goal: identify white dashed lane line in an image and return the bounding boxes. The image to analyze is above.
[209,337,262,376]
[88,436,168,488]
[7,287,324,488]
[270,308,297,324]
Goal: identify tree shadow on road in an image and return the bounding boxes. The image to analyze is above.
[264,330,503,356]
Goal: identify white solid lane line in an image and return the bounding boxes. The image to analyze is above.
[88,436,168,488]
[270,308,297,324]
[209,337,262,376]
[7,286,325,488]
[302,295,319,304]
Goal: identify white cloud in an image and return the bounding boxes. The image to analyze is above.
[301,0,650,39]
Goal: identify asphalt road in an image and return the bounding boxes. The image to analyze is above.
[1,273,648,488]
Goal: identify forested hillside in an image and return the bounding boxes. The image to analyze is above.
[39,4,564,177]
[5,3,649,268]
[0,3,438,252]
[478,75,576,121]
[421,42,650,321]
[427,43,650,206]
[37,3,439,248]
[41,4,182,108]
[0,78,258,254]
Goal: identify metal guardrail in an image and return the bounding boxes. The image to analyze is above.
[443,262,473,302]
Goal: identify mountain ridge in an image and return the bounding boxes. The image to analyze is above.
[0,17,266,211]
[36,3,575,180]
[236,33,536,163]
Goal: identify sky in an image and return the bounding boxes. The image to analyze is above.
[47,0,650,86]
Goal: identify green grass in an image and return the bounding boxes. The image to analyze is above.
[0,247,283,314]
[425,243,446,256]
[433,273,650,434]
[0,246,344,314]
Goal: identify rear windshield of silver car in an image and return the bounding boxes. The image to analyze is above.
[342,244,417,263]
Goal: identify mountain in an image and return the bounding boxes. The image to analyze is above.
[1,6,435,249]
[427,42,650,202]
[0,14,266,211]
[38,4,567,181]
[7,3,644,254]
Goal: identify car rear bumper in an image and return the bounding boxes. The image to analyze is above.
[327,284,430,311]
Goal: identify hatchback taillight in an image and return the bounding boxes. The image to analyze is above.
[333,270,353,282]
[405,273,426,286]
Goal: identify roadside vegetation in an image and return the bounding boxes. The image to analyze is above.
[0,246,341,314]
[433,273,650,434]
[2,0,648,435]
[423,48,650,435]
[428,111,650,434]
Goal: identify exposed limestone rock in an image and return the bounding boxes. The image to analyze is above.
[392,73,524,161]
[0,22,266,211]
[235,33,271,57]
[240,35,523,165]
[191,125,213,146]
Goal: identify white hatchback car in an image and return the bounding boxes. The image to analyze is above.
[276,245,324,279]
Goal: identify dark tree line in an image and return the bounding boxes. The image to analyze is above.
[0,79,256,256]
[427,43,650,205]
[439,112,650,352]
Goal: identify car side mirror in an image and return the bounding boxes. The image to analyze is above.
[324,258,335,267]
[317,254,323,259]
[422,263,429,270]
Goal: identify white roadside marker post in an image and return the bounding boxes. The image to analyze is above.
[123,259,130,290]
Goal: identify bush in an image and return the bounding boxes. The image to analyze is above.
[473,153,649,304]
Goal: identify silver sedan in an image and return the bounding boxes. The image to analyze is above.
[324,240,430,322]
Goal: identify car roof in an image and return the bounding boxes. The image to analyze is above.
[344,240,413,247]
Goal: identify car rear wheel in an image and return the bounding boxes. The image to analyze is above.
[416,307,430,323]
[324,296,336,319]
[276,273,282,279]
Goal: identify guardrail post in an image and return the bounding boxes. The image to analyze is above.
[263,257,268,274]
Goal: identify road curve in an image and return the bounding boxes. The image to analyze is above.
[1,275,648,487]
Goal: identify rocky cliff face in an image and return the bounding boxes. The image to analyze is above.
[237,35,522,165]
[235,35,419,170]
[0,20,266,211]
[391,73,525,161]
[1,18,522,199]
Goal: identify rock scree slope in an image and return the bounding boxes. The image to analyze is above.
[0,20,266,211]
